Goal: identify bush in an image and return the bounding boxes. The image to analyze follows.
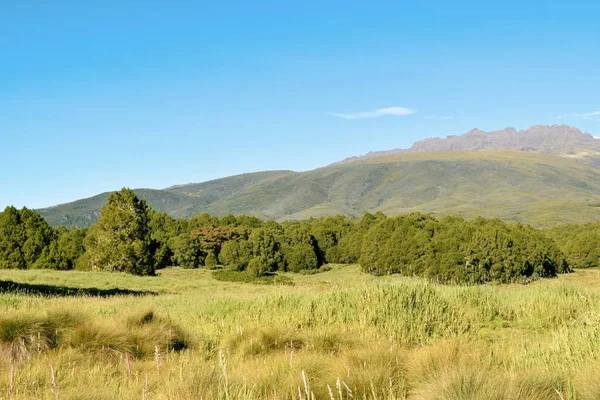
[212,269,294,285]
[246,256,268,277]
[204,251,218,268]
[284,244,319,272]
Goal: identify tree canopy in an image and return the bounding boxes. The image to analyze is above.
[82,188,155,275]
[0,190,582,282]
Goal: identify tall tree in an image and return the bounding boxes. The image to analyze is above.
[82,188,155,275]
[47,227,87,270]
[0,207,54,269]
[20,208,55,268]
[0,206,26,269]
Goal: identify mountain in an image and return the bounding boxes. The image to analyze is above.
[337,125,600,168]
[38,148,600,228]
[38,171,294,227]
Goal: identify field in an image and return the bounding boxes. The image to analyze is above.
[2,266,600,399]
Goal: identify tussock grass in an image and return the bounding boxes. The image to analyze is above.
[3,266,600,398]
[0,308,189,365]
[223,326,304,358]
[0,311,83,362]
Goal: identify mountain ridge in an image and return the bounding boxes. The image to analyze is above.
[335,124,600,167]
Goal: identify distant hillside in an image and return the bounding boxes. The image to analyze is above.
[39,151,600,228]
[39,171,294,227]
[337,125,600,168]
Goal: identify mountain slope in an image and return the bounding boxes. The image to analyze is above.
[39,171,294,227]
[39,151,600,228]
[338,125,600,168]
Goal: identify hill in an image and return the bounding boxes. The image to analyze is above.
[337,125,600,168]
[38,171,293,227]
[38,150,600,228]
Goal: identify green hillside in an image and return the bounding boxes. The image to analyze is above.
[38,151,600,228]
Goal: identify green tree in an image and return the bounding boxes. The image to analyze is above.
[220,214,237,226]
[20,208,55,268]
[248,222,284,272]
[170,233,204,268]
[219,240,251,270]
[83,188,155,275]
[148,210,178,270]
[205,251,218,268]
[246,256,268,277]
[0,207,54,269]
[235,215,264,228]
[310,215,353,264]
[0,206,26,269]
[283,244,319,272]
[189,213,219,229]
[47,227,87,270]
[281,223,320,271]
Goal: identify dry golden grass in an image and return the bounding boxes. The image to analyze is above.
[2,265,600,398]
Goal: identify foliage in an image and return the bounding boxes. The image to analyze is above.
[219,240,252,270]
[310,215,353,264]
[169,233,204,268]
[191,225,249,255]
[359,213,569,283]
[212,269,294,285]
[189,212,219,229]
[46,227,87,270]
[204,251,218,268]
[247,223,285,273]
[246,256,269,277]
[82,188,155,275]
[546,221,600,268]
[0,207,54,269]
[283,244,319,272]
[0,190,578,283]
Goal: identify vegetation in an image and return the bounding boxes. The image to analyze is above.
[2,266,600,398]
[38,151,600,228]
[0,191,577,283]
[360,214,569,283]
[0,187,599,397]
[4,133,600,397]
[212,269,294,285]
[81,189,155,275]
[546,221,600,269]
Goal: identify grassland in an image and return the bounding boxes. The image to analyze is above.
[2,265,600,399]
[39,151,600,228]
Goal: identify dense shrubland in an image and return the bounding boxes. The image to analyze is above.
[0,187,587,284]
[546,221,600,269]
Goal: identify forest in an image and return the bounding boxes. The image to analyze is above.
[0,188,592,284]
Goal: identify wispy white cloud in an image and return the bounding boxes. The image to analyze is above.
[424,115,455,120]
[557,111,600,121]
[327,106,415,120]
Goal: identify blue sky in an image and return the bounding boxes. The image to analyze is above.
[1,1,599,209]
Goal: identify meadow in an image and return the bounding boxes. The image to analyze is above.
[2,265,600,399]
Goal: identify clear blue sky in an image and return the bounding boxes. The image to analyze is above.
[1,1,599,209]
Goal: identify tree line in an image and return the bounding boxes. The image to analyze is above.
[0,188,582,283]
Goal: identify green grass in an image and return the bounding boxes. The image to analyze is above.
[3,266,600,398]
[212,269,295,285]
